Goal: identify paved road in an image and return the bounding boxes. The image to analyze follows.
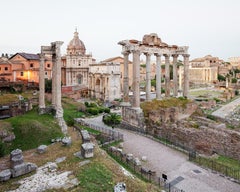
[82,115,240,192]
[212,97,240,118]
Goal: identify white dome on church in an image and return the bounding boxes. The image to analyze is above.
[67,30,86,55]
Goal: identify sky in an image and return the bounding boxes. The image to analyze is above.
[0,0,240,62]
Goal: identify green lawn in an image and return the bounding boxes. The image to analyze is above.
[4,108,63,153]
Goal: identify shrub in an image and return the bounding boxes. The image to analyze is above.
[84,101,89,107]
[87,108,99,115]
[89,102,98,108]
[104,108,110,113]
[98,107,105,113]
[66,115,75,126]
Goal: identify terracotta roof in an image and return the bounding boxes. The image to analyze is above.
[10,52,39,60]
[102,56,132,63]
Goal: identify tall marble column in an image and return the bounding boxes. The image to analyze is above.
[164,54,170,97]
[172,54,178,97]
[145,52,151,101]
[155,53,162,100]
[52,41,64,118]
[39,53,45,109]
[183,54,190,98]
[132,50,141,108]
[122,51,130,105]
[52,56,56,108]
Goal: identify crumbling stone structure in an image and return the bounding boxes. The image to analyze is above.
[38,41,67,134]
[0,149,37,181]
[118,33,190,130]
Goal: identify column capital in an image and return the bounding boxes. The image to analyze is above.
[163,54,170,58]
[122,50,130,55]
[143,52,152,56]
[182,54,190,58]
[154,53,162,57]
[132,49,141,55]
[172,54,179,58]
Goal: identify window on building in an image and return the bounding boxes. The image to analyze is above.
[5,67,8,71]
[47,64,50,68]
[78,61,81,66]
[30,63,34,68]
[77,74,83,84]
[0,67,1,71]
[20,72,24,76]
[45,72,48,76]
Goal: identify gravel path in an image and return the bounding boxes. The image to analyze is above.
[212,97,240,118]
[82,115,240,192]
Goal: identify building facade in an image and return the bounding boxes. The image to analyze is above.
[0,53,52,84]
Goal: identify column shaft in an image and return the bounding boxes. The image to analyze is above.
[183,54,190,97]
[52,58,56,107]
[155,54,162,100]
[39,54,45,109]
[164,54,170,97]
[132,50,140,108]
[53,41,64,118]
[172,54,178,97]
[123,52,130,103]
[145,53,151,101]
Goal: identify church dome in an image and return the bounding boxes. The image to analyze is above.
[67,30,86,55]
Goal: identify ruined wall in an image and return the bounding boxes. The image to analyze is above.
[121,107,146,132]
[147,117,240,160]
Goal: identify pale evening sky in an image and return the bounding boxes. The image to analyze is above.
[0,0,240,62]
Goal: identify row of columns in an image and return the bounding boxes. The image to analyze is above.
[122,51,190,108]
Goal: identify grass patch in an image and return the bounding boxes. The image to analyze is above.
[77,162,113,192]
[141,97,190,116]
[193,155,240,180]
[4,108,63,153]
[79,125,101,135]
[216,155,240,169]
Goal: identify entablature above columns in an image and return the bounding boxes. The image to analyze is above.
[119,40,189,56]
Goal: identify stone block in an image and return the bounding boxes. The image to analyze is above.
[114,182,126,192]
[0,169,11,181]
[81,143,94,158]
[141,156,147,161]
[37,145,47,154]
[62,137,72,146]
[10,149,24,169]
[133,158,141,166]
[11,162,37,178]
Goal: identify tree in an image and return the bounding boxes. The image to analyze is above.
[102,113,121,129]
[218,74,226,81]
[45,79,52,93]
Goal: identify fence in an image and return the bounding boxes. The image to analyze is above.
[107,147,185,192]
[75,118,124,142]
[119,125,240,183]
[189,151,240,182]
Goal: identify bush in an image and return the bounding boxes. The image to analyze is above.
[89,103,98,108]
[87,108,99,115]
[66,115,75,126]
[84,102,89,107]
[98,107,105,113]
[104,108,110,113]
